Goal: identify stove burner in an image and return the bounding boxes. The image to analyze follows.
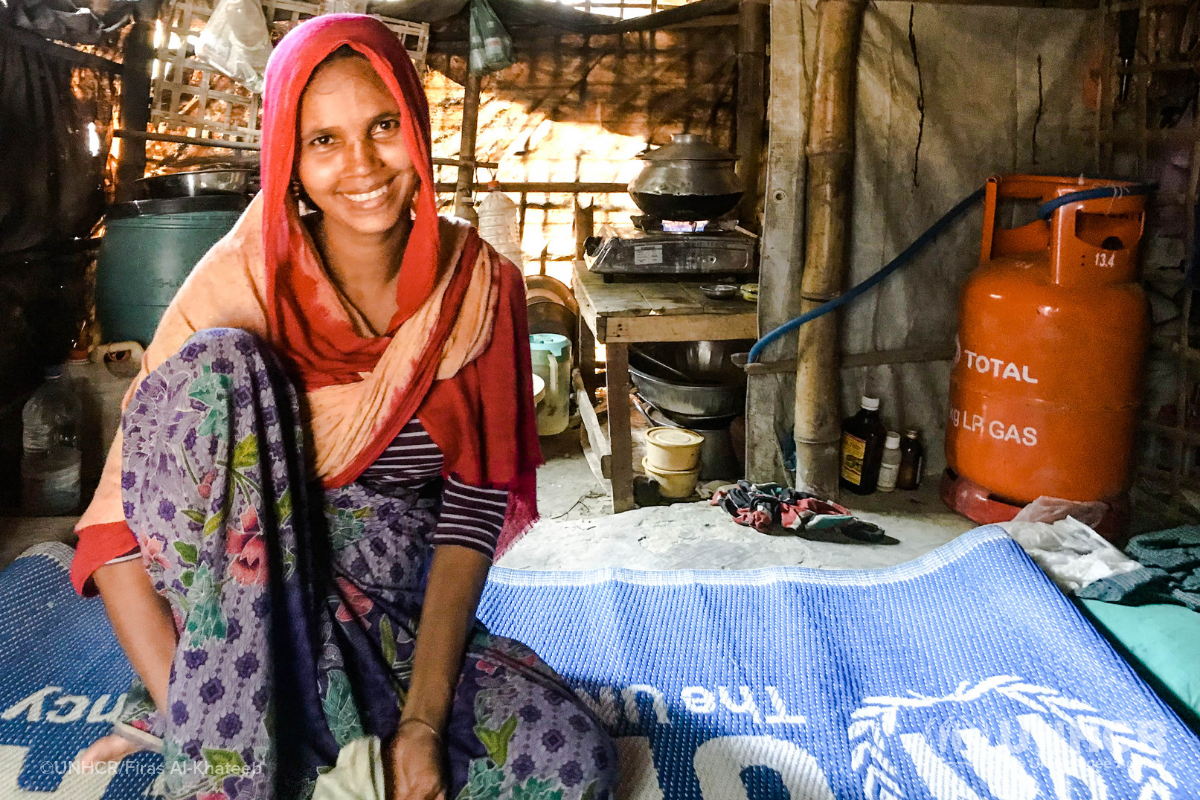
[631,215,739,234]
[662,220,709,233]
[586,219,756,276]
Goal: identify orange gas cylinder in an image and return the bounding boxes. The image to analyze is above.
[945,175,1149,507]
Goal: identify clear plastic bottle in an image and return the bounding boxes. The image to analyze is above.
[877,431,902,492]
[62,341,143,500]
[476,182,523,269]
[22,366,82,516]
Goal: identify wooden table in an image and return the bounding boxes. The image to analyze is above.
[572,261,758,512]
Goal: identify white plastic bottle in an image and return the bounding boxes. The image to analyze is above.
[62,341,143,499]
[22,366,83,516]
[476,181,523,269]
[877,431,902,492]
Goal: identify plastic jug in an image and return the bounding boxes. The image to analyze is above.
[63,341,144,499]
[22,366,83,515]
[530,333,571,436]
[477,182,523,269]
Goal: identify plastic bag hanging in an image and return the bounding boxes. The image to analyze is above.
[320,0,370,13]
[195,0,274,93]
[468,0,514,74]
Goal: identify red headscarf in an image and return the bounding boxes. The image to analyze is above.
[261,13,443,389]
[261,15,541,552]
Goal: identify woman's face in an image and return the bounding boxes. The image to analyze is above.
[296,55,419,238]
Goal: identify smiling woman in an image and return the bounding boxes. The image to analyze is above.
[68,15,618,800]
[298,50,424,335]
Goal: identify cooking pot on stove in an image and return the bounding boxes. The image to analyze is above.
[628,134,743,221]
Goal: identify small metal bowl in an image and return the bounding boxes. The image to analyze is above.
[701,283,740,301]
[137,168,255,199]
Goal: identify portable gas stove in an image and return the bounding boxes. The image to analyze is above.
[584,215,756,278]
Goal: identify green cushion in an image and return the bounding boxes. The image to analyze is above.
[1082,599,1200,728]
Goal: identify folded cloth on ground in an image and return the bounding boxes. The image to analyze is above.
[1078,525,1200,610]
[1001,517,1140,593]
[711,480,885,541]
[312,737,386,800]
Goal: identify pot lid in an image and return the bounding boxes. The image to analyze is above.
[646,427,705,448]
[529,333,571,357]
[637,133,737,162]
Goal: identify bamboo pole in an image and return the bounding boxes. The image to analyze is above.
[575,198,595,259]
[1,25,122,73]
[735,0,768,230]
[454,71,483,222]
[114,0,162,202]
[114,129,261,151]
[435,181,627,193]
[793,0,866,499]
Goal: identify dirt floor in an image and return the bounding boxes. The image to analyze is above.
[505,429,975,572]
[0,514,76,574]
[0,428,979,576]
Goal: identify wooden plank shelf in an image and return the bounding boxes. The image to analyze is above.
[573,260,757,511]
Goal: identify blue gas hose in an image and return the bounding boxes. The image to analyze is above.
[745,182,1156,365]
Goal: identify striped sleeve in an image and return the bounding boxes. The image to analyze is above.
[432,476,509,559]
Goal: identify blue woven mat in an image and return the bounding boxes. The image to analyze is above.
[0,543,159,799]
[478,526,1200,799]
[5,529,1200,799]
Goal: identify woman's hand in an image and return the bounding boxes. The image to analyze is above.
[76,734,141,769]
[386,546,489,799]
[388,546,489,799]
[384,720,446,800]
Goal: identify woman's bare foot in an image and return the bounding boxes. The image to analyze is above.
[77,733,140,768]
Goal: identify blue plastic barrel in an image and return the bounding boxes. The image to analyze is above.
[97,195,246,345]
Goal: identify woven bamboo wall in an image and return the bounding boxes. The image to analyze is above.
[425,21,739,283]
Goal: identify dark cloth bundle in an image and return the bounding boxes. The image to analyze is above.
[711,480,887,542]
[1079,525,1200,611]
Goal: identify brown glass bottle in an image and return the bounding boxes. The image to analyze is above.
[896,428,924,490]
[840,396,887,495]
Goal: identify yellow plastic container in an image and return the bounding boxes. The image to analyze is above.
[645,427,704,472]
[641,457,701,498]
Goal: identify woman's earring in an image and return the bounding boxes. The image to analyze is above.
[290,179,303,196]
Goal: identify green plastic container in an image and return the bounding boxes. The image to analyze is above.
[530,333,571,436]
[97,196,246,345]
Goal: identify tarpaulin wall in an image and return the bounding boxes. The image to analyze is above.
[843,3,1099,476]
[753,0,1100,483]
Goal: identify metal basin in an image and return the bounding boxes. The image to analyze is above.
[630,365,743,416]
[137,168,256,199]
[635,340,753,383]
[628,340,752,417]
[527,296,576,346]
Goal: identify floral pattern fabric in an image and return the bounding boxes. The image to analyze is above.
[119,328,617,800]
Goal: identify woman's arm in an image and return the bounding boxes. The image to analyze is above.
[404,544,490,730]
[386,544,490,800]
[93,560,178,713]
